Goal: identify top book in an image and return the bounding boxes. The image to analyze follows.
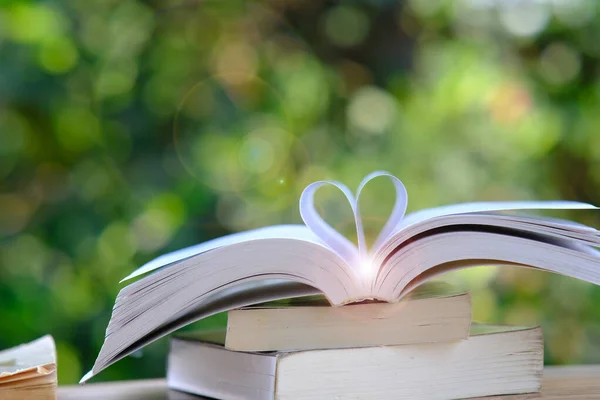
[83,171,600,381]
[225,282,471,352]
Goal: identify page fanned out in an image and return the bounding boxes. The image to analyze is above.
[399,201,597,231]
[120,225,322,282]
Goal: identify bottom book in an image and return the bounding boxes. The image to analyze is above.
[167,325,543,400]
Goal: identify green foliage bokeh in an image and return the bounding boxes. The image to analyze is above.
[1,0,600,384]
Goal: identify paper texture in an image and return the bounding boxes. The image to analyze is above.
[0,335,56,389]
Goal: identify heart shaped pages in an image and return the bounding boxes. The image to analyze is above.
[120,170,597,284]
[299,171,407,274]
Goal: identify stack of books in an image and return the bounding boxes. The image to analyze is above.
[82,171,600,393]
[0,335,57,400]
[166,282,544,400]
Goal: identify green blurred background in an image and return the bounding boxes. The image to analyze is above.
[1,0,600,385]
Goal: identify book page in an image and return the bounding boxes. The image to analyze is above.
[299,171,409,268]
[121,225,322,282]
[398,201,597,232]
[0,336,55,382]
[382,231,600,301]
[81,279,319,383]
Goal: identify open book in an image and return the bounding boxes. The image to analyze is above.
[82,171,600,381]
[0,335,57,400]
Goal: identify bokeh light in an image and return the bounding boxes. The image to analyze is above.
[1,0,600,384]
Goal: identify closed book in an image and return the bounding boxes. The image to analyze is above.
[226,282,471,351]
[167,325,543,400]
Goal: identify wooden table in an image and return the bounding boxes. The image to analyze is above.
[59,365,600,399]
